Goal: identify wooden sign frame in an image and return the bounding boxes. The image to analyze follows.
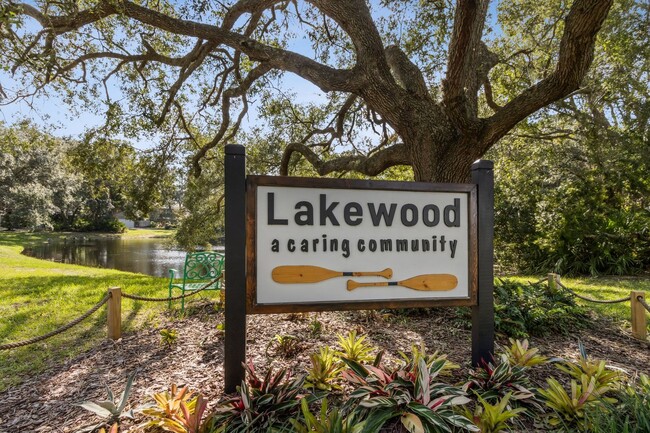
[245,175,478,314]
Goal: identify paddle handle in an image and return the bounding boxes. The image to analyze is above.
[347,280,391,291]
[347,273,458,291]
[349,268,392,279]
[272,265,392,284]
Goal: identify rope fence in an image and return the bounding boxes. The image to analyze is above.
[638,295,650,314]
[0,293,111,351]
[1,272,646,351]
[0,275,223,351]
[120,276,221,302]
[555,280,631,304]
[544,273,648,341]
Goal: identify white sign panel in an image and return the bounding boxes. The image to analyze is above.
[247,177,477,312]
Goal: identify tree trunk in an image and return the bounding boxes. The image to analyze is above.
[395,99,476,183]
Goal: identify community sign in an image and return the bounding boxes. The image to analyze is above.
[245,176,478,313]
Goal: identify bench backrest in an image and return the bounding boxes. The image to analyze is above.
[182,251,224,282]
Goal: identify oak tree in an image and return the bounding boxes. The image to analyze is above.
[0,0,613,182]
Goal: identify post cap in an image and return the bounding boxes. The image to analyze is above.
[471,160,494,170]
[225,144,245,155]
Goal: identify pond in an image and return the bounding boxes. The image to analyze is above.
[21,237,207,278]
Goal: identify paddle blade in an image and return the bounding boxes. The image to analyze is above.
[399,274,458,291]
[272,265,340,283]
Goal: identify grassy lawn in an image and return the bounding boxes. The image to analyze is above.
[0,230,212,392]
[508,274,650,331]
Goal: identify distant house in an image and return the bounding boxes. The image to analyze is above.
[149,206,179,225]
[114,211,136,229]
[114,205,180,229]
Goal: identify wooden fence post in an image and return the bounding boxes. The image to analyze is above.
[107,287,122,340]
[631,291,647,341]
[547,273,559,293]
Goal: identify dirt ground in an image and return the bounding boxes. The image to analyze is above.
[1,303,648,433]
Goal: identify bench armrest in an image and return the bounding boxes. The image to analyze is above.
[168,268,179,282]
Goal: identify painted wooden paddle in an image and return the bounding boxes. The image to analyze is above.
[347,274,458,291]
[272,265,392,284]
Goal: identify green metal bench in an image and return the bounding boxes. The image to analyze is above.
[168,251,224,311]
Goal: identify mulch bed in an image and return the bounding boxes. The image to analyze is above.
[1,303,648,433]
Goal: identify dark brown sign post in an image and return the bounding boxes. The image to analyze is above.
[224,144,247,392]
[224,145,494,392]
[470,160,495,366]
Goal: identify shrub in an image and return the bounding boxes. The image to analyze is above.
[584,374,650,432]
[458,278,589,338]
[104,218,128,233]
[73,217,128,233]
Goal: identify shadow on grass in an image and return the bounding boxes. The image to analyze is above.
[0,273,171,391]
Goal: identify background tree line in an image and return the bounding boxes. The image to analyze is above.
[0,121,178,232]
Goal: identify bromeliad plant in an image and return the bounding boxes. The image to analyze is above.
[556,342,622,391]
[342,344,478,433]
[141,384,210,433]
[160,328,179,346]
[583,373,650,433]
[538,375,612,429]
[98,423,119,433]
[538,342,623,430]
[461,393,525,433]
[463,354,542,414]
[305,346,344,391]
[266,333,302,358]
[76,372,136,433]
[289,398,365,433]
[142,384,195,421]
[503,339,547,368]
[207,363,309,432]
[336,330,376,363]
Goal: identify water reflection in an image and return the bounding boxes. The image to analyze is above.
[22,238,194,277]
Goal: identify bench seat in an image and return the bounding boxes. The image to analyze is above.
[168,251,224,311]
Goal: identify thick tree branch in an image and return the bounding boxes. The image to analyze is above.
[442,0,490,128]
[280,141,409,177]
[385,45,428,99]
[14,2,117,34]
[222,0,286,30]
[481,0,613,154]
[307,0,387,71]
[483,78,502,112]
[13,0,362,94]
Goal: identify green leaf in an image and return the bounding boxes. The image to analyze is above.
[77,402,114,418]
[401,412,425,433]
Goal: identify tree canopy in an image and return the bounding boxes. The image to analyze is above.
[490,0,650,275]
[0,0,613,182]
[0,121,173,231]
